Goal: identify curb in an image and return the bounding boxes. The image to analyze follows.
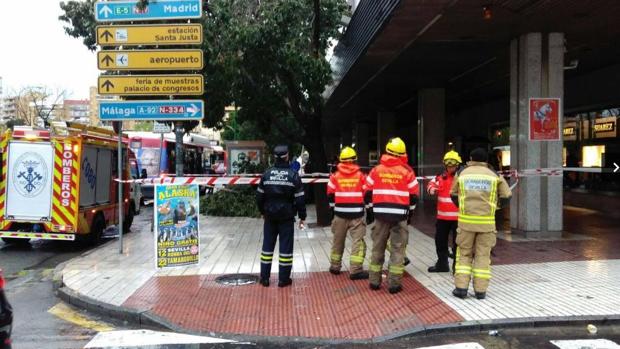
[54,274,620,346]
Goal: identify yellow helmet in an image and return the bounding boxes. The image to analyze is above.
[443,150,462,166]
[385,137,406,157]
[339,146,357,162]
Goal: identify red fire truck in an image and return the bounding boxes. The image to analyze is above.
[0,123,135,245]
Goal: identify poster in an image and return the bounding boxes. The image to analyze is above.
[529,98,561,141]
[154,184,200,269]
[230,149,260,174]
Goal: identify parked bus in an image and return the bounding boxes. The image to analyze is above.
[126,132,226,200]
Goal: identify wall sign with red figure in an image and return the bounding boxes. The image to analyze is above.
[529,98,561,141]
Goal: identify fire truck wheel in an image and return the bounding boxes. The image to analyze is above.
[2,237,31,245]
[123,203,135,233]
[86,215,105,246]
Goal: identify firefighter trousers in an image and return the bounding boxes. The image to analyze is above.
[260,219,294,282]
[454,228,497,293]
[369,219,409,287]
[330,216,367,274]
[435,220,457,266]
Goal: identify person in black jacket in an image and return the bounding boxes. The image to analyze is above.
[256,145,306,288]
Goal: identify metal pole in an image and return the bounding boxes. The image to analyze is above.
[118,121,124,254]
[158,131,164,177]
[175,121,184,176]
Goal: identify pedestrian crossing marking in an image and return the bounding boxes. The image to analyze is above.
[84,330,235,348]
[551,339,620,349]
[48,303,114,332]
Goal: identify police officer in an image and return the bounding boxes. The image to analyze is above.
[450,148,511,299]
[256,145,306,287]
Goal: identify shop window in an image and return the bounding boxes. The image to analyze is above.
[582,145,605,167]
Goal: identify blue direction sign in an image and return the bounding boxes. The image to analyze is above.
[95,0,202,22]
[99,100,204,121]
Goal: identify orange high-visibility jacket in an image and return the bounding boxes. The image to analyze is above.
[365,154,419,222]
[427,172,458,221]
[327,163,366,219]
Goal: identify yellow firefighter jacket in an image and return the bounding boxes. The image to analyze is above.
[450,161,512,233]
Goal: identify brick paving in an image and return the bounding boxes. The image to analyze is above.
[59,203,620,340]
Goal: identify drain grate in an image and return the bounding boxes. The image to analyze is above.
[215,273,258,286]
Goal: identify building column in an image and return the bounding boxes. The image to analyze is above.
[510,33,564,236]
[418,89,446,200]
[354,122,369,167]
[377,111,396,155]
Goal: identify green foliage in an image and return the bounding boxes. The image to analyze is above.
[201,185,260,217]
[59,0,348,171]
[132,121,153,131]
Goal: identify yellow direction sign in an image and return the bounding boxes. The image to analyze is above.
[97,50,203,71]
[98,75,204,96]
[96,24,202,46]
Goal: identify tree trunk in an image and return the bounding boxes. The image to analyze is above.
[304,116,331,226]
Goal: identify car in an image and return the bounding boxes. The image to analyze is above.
[0,269,12,349]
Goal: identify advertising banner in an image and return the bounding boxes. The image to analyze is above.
[154,184,200,268]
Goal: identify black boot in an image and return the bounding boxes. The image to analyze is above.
[369,283,381,290]
[388,285,402,294]
[259,278,270,287]
[452,288,468,299]
[329,267,341,275]
[475,292,486,300]
[404,257,411,266]
[428,261,450,273]
[350,271,369,280]
[278,279,292,288]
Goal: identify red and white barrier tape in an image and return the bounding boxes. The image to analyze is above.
[116,167,583,185]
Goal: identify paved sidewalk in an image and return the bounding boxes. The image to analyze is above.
[57,204,620,341]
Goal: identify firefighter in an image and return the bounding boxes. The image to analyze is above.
[327,146,368,280]
[450,148,511,299]
[256,145,306,288]
[365,137,419,294]
[426,150,462,273]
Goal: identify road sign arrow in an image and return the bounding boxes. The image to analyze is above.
[614,162,619,173]
[99,5,113,18]
[101,54,114,67]
[188,104,200,116]
[100,30,113,42]
[101,80,115,92]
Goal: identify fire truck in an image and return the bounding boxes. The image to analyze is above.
[0,123,136,245]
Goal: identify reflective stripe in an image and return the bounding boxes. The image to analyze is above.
[335,192,363,197]
[257,187,264,193]
[264,181,294,187]
[331,253,342,262]
[473,269,492,279]
[329,203,335,208]
[295,191,305,197]
[261,260,272,264]
[458,215,495,225]
[262,251,274,255]
[409,205,416,210]
[373,207,407,215]
[438,197,453,203]
[365,176,374,185]
[369,264,382,272]
[260,255,273,261]
[350,255,364,263]
[279,262,292,266]
[366,203,373,208]
[279,253,293,257]
[334,207,364,213]
[373,189,409,197]
[279,257,293,262]
[472,268,491,274]
[408,180,418,189]
[388,265,405,274]
[437,211,458,217]
[328,180,336,189]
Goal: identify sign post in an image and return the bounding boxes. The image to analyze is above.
[117,122,124,254]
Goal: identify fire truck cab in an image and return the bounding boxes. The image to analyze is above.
[0,123,135,244]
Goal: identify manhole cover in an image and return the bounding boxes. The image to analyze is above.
[215,274,258,286]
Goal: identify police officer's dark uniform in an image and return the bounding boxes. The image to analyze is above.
[256,145,306,287]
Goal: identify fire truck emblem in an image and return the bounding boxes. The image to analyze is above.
[12,152,48,197]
